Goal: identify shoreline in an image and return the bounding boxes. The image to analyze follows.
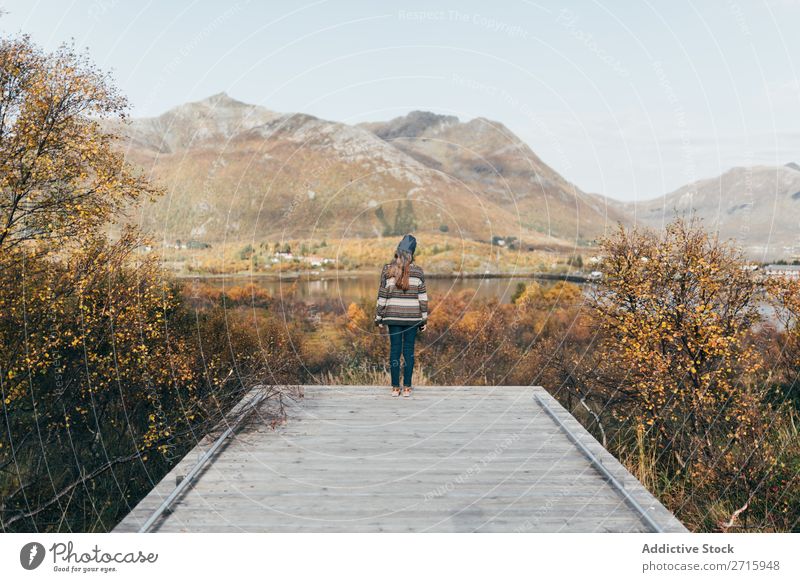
[172,270,592,283]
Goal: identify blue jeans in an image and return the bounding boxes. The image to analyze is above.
[387,323,420,387]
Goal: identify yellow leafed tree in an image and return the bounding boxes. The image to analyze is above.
[586,217,788,530]
[0,34,301,532]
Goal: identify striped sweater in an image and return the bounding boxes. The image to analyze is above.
[374,263,428,325]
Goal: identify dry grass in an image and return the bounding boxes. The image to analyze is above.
[313,363,432,387]
[158,233,579,276]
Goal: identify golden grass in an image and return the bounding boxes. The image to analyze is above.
[158,233,584,276]
[312,363,432,386]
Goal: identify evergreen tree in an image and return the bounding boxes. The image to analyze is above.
[393,200,417,235]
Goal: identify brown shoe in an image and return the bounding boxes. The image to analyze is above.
[391,386,401,397]
[402,386,412,397]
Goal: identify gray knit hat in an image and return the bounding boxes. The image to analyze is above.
[397,233,416,255]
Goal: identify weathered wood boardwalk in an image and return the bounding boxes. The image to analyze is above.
[114,386,688,533]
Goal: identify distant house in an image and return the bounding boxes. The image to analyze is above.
[171,239,211,250]
[304,255,324,267]
[272,251,335,267]
[764,264,800,279]
[301,256,336,265]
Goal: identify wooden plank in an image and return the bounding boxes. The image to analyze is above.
[152,517,650,533]
[113,385,689,533]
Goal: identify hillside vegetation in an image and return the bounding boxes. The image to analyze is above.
[113,94,800,262]
[110,94,624,248]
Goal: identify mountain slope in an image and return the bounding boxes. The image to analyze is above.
[624,163,800,258]
[112,96,603,249]
[359,111,627,243]
[110,92,281,153]
[109,95,799,259]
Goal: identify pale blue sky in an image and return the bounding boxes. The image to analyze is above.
[2,0,799,201]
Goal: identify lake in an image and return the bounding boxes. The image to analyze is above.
[194,273,568,307]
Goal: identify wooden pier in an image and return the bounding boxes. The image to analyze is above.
[114,386,688,533]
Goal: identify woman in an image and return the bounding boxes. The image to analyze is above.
[374,233,428,397]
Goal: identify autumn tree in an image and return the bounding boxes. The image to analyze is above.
[765,277,800,409]
[0,34,301,532]
[0,34,158,258]
[585,217,789,529]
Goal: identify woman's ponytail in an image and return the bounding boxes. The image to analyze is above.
[389,249,413,291]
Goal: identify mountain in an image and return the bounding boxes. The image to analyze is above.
[110,92,282,153]
[109,94,797,260]
[358,111,626,243]
[111,96,619,248]
[624,164,800,259]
